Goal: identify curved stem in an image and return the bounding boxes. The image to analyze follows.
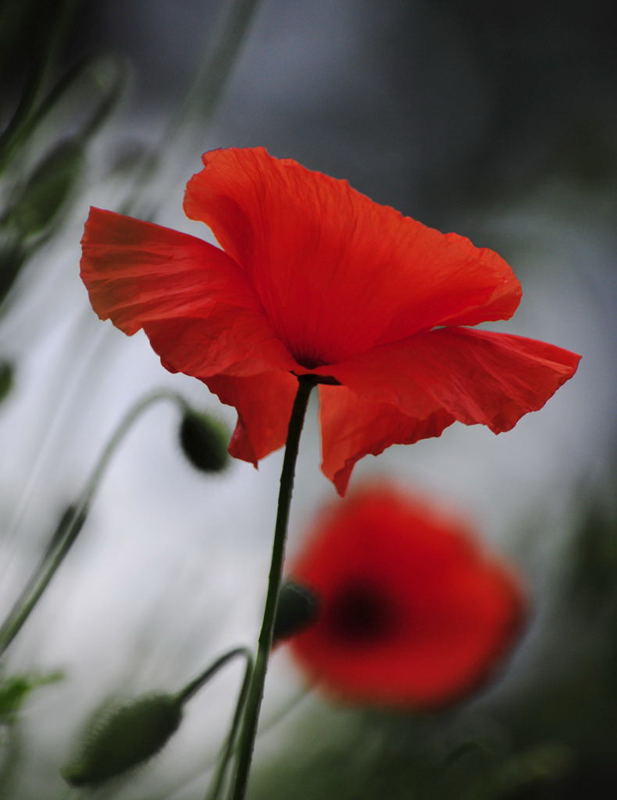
[180,0,263,128]
[0,323,108,563]
[0,389,192,658]
[177,646,251,705]
[229,375,315,800]
[206,650,254,800]
[164,688,310,800]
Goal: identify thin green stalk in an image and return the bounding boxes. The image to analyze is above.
[0,389,191,658]
[0,322,108,565]
[165,686,309,799]
[206,650,253,800]
[229,375,315,800]
[177,647,251,705]
[180,0,263,127]
[0,720,22,800]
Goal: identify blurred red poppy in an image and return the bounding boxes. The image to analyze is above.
[81,147,580,494]
[287,485,525,708]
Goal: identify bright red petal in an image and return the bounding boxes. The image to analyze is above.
[184,148,521,368]
[81,207,295,378]
[289,486,524,707]
[321,329,581,493]
[206,371,298,465]
[320,387,454,495]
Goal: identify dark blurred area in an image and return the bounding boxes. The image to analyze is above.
[4,0,617,217]
[250,491,617,800]
[423,0,617,214]
[1,1,616,798]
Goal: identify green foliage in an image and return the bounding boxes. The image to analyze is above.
[567,495,617,608]
[3,139,85,238]
[0,671,63,723]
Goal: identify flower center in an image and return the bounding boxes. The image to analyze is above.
[326,581,396,644]
[294,353,327,370]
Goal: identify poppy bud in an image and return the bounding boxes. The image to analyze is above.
[0,360,14,404]
[8,138,84,237]
[62,694,182,787]
[273,581,320,643]
[178,410,229,473]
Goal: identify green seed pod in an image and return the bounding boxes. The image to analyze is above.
[178,410,229,473]
[273,581,320,643]
[62,693,182,787]
[0,360,14,404]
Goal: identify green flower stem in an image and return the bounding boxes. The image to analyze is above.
[229,375,315,800]
[209,685,310,800]
[177,647,252,705]
[182,0,263,126]
[164,687,309,799]
[206,649,254,800]
[0,389,192,658]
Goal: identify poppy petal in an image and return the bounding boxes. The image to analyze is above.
[184,148,522,367]
[322,329,581,493]
[80,207,295,377]
[206,371,298,465]
[319,387,455,495]
[289,486,524,707]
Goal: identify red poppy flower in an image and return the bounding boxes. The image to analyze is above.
[80,147,580,494]
[286,485,525,708]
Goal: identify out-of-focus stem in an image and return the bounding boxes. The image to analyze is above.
[205,650,254,800]
[0,0,80,171]
[123,0,264,216]
[0,389,192,658]
[177,647,251,705]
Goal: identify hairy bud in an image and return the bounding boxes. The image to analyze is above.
[62,693,182,787]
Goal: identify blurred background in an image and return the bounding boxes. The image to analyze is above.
[0,0,615,797]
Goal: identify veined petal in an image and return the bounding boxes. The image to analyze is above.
[320,387,454,495]
[206,371,298,465]
[184,148,521,367]
[81,208,295,378]
[321,329,581,493]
